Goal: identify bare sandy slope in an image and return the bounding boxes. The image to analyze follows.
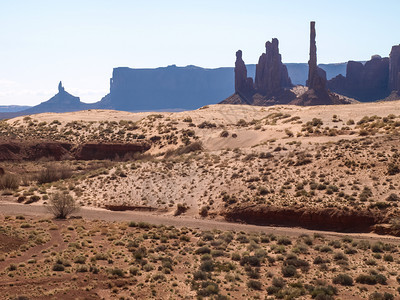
[2,101,400,234]
[5,101,400,150]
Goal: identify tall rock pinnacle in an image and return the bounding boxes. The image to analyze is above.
[389,45,400,92]
[306,21,327,92]
[234,50,254,98]
[58,81,65,93]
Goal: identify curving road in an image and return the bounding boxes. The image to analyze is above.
[1,201,400,243]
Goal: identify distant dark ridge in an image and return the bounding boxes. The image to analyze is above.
[0,105,32,113]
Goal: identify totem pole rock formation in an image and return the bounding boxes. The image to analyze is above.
[222,21,353,106]
[306,21,327,92]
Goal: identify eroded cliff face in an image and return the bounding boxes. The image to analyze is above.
[328,56,390,101]
[327,44,400,102]
[0,141,150,161]
[224,205,382,233]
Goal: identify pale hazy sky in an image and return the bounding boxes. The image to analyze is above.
[1,0,399,105]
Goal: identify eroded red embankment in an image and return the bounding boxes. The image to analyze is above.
[0,141,150,161]
[224,205,382,233]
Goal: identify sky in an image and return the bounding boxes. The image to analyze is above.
[1,0,399,106]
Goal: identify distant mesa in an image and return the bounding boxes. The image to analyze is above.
[328,44,400,102]
[222,21,354,107]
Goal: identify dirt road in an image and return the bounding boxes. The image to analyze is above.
[1,201,400,243]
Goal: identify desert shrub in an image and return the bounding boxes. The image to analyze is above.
[332,274,353,286]
[284,256,310,271]
[220,130,229,137]
[387,163,400,175]
[46,192,79,219]
[247,280,262,290]
[25,195,41,204]
[174,203,188,216]
[369,292,394,300]
[164,141,203,158]
[110,268,124,277]
[281,265,297,277]
[310,285,337,299]
[196,281,219,297]
[240,255,261,267]
[371,242,384,253]
[200,260,214,272]
[356,274,375,286]
[198,121,216,129]
[52,264,65,271]
[386,193,400,201]
[277,237,292,245]
[193,270,207,280]
[74,256,86,264]
[383,254,393,262]
[0,173,20,190]
[196,246,211,255]
[199,206,209,217]
[76,265,88,272]
[37,164,72,184]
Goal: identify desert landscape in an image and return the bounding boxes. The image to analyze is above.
[1,101,400,299]
[2,2,400,299]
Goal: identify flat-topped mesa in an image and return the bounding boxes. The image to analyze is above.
[234,50,254,97]
[389,45,400,92]
[306,21,327,92]
[255,38,292,96]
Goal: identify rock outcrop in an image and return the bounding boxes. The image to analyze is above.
[234,50,254,101]
[222,21,354,107]
[0,82,93,119]
[255,38,292,96]
[221,38,295,106]
[328,56,390,101]
[389,45,400,92]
